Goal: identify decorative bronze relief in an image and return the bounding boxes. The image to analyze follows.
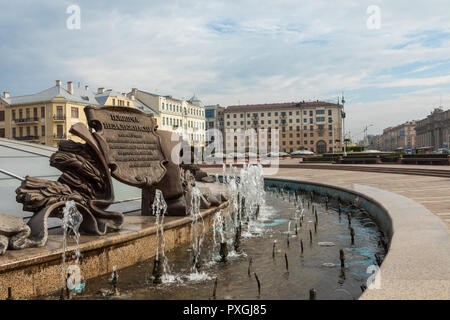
[85,106,167,188]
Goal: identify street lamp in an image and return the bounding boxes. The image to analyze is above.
[364,124,374,147]
[341,94,346,156]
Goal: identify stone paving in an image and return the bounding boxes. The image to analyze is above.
[204,166,450,230]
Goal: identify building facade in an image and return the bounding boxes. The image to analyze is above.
[205,104,225,150]
[223,101,343,154]
[381,121,416,151]
[130,89,206,148]
[415,107,450,151]
[0,80,137,147]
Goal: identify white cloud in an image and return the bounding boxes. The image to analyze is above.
[1,0,450,136]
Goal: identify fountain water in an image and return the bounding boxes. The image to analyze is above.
[61,200,84,298]
[188,186,208,280]
[151,189,174,284]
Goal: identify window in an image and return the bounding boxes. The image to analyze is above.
[316,117,325,122]
[233,114,236,118]
[12,110,15,120]
[41,126,45,136]
[0,128,4,138]
[328,117,333,123]
[268,112,271,117]
[328,125,332,130]
[316,110,325,114]
[303,111,307,115]
[240,114,244,118]
[34,126,38,136]
[71,107,79,118]
[309,111,313,116]
[227,114,230,119]
[12,128,16,137]
[33,107,38,118]
[0,110,4,121]
[328,110,332,115]
[112,99,116,106]
[275,112,278,116]
[57,125,63,137]
[261,113,264,117]
[41,107,45,118]
[26,126,30,136]
[56,106,63,118]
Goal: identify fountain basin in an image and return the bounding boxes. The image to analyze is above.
[264,177,450,300]
[0,202,228,299]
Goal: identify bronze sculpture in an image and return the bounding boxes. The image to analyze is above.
[1,105,217,255]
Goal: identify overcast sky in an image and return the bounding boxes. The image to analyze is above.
[1,1,450,141]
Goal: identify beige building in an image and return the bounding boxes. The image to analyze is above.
[130,89,206,148]
[381,121,416,151]
[0,80,140,147]
[223,101,343,154]
[415,107,450,151]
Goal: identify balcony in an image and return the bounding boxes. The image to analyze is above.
[15,135,40,141]
[53,115,66,121]
[13,117,39,124]
[53,134,67,140]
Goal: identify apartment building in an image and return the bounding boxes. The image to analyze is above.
[130,89,206,148]
[223,101,343,154]
[205,104,225,149]
[415,107,450,151]
[381,120,416,151]
[0,80,138,147]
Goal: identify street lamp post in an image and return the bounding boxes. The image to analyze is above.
[341,94,347,156]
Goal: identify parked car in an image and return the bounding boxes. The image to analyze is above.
[290,150,314,156]
[265,152,291,158]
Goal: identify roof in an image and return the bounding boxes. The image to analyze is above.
[95,89,127,105]
[135,89,182,102]
[134,98,158,116]
[225,101,341,112]
[1,84,130,107]
[188,94,203,107]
